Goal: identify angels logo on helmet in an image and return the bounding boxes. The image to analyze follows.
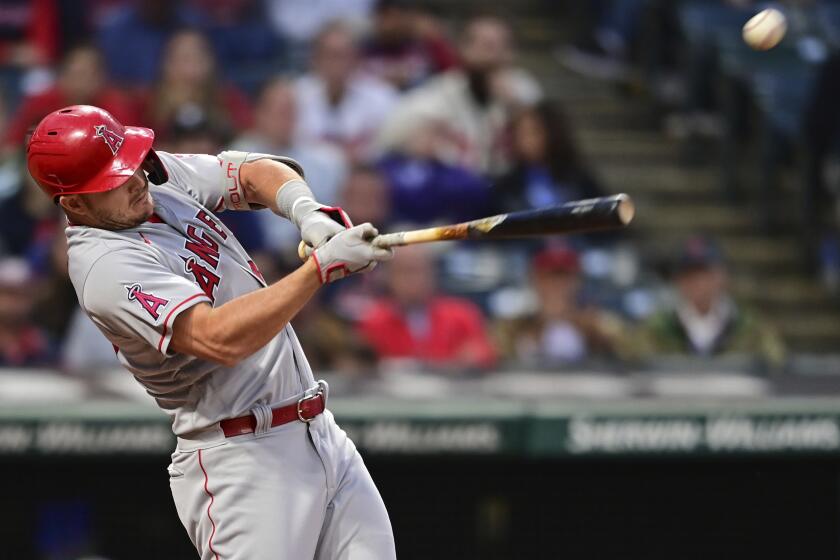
[94,124,124,155]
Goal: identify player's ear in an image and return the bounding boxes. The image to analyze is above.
[58,194,89,217]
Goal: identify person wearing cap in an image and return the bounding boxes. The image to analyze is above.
[636,236,785,370]
[495,246,627,367]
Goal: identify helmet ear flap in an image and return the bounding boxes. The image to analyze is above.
[142,149,168,185]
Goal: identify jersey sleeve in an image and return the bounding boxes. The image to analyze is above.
[155,150,306,213]
[81,249,211,356]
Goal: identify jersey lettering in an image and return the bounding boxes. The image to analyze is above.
[126,283,169,320]
[182,256,221,302]
[196,210,228,240]
[94,125,124,155]
[185,225,220,268]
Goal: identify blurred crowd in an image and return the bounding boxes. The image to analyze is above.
[560,0,840,285]
[0,0,792,376]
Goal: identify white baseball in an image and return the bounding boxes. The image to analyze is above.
[742,8,787,51]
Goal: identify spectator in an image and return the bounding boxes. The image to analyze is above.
[803,48,840,277]
[493,101,603,214]
[186,0,280,95]
[3,44,139,148]
[31,224,77,346]
[636,236,785,370]
[362,0,458,91]
[357,244,497,370]
[376,15,542,174]
[0,0,59,109]
[293,296,378,376]
[0,0,58,67]
[265,0,375,50]
[556,0,648,82]
[232,78,347,208]
[495,246,627,366]
[0,156,61,257]
[163,107,231,154]
[377,121,492,224]
[0,257,55,367]
[340,165,392,230]
[138,29,253,144]
[61,307,121,372]
[294,21,400,162]
[95,0,201,86]
[232,78,348,258]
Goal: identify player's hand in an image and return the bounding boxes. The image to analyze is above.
[299,206,352,249]
[312,223,393,284]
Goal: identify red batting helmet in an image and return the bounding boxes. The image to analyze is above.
[26,105,166,201]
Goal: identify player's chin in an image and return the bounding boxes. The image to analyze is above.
[126,198,154,227]
[135,193,154,216]
[138,203,154,222]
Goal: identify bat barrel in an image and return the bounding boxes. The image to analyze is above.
[471,193,635,239]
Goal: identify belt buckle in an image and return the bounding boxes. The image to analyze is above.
[297,385,324,423]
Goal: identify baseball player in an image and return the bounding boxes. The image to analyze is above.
[26,105,396,559]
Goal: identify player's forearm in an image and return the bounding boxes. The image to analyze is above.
[171,259,321,365]
[239,158,302,211]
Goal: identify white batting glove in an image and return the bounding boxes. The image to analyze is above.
[299,205,353,249]
[275,179,352,249]
[312,223,394,284]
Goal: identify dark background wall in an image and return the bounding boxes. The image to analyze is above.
[2,454,837,559]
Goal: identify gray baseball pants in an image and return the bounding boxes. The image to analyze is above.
[168,409,395,559]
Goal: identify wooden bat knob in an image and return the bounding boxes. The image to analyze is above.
[298,240,311,260]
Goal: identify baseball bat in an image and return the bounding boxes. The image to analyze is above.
[298,193,634,260]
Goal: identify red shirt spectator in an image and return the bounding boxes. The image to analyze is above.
[4,44,139,148]
[359,296,496,368]
[356,244,496,369]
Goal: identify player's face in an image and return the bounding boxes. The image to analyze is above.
[79,169,154,230]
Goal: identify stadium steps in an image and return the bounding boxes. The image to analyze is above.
[514,50,840,352]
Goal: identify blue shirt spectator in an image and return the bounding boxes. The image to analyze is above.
[378,152,492,224]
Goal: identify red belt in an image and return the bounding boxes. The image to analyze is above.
[219,390,325,438]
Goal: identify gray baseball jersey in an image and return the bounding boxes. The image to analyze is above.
[67,150,315,436]
[67,150,396,559]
